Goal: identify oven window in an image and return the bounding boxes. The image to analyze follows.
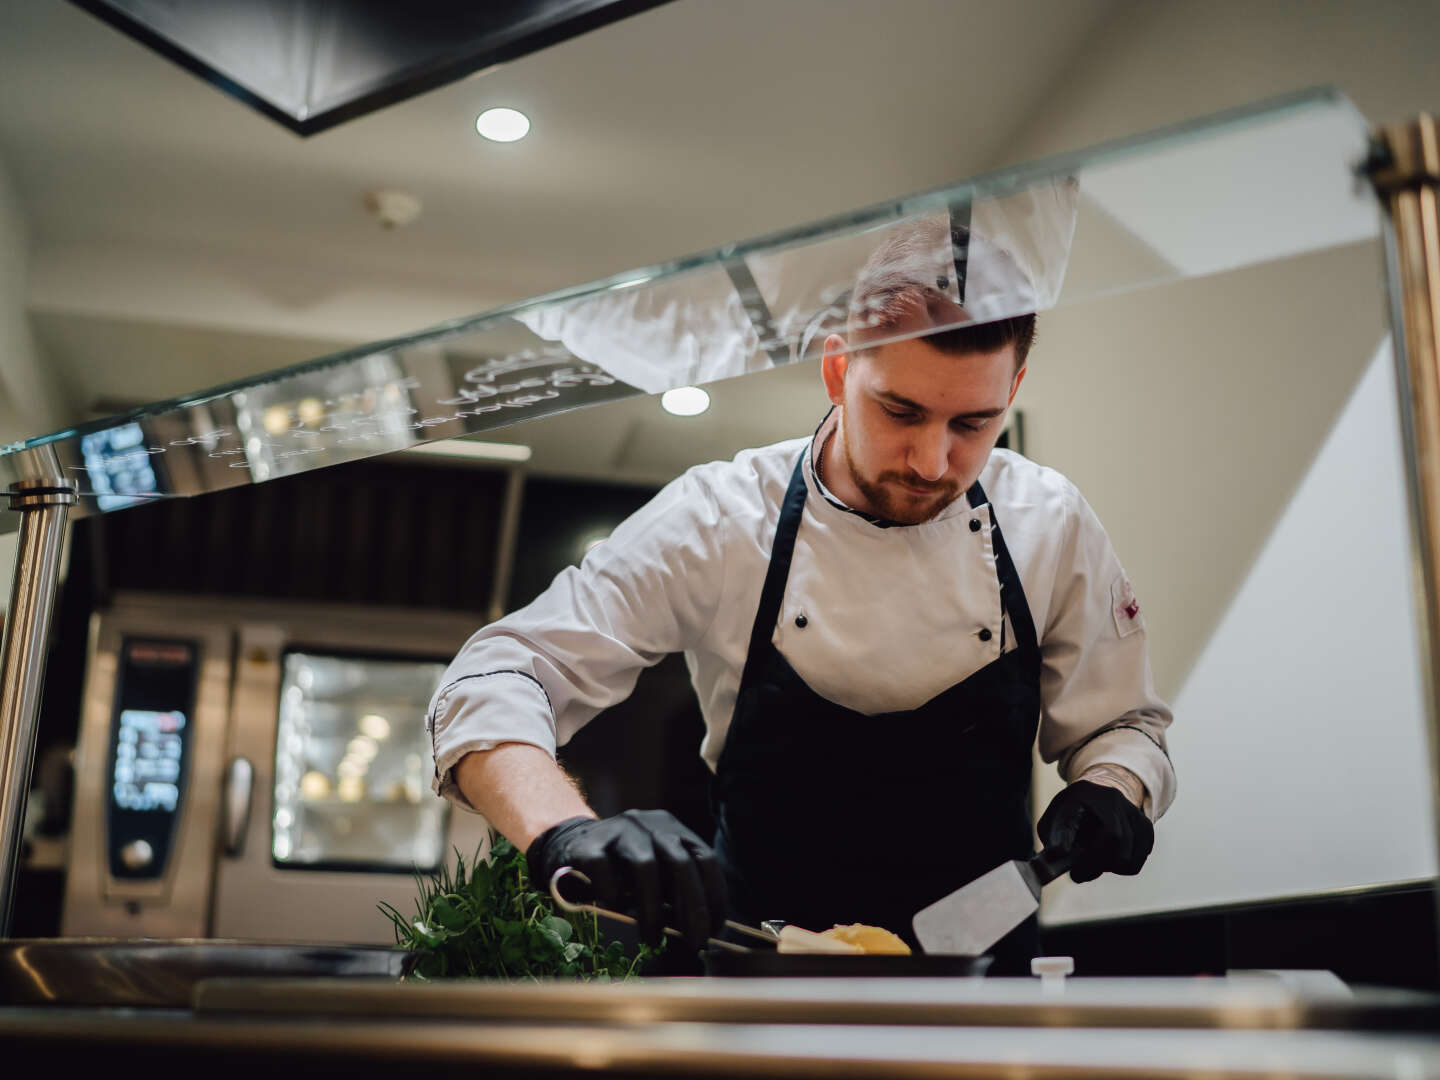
[272,651,450,872]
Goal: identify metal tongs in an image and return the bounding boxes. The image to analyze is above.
[548,865,778,953]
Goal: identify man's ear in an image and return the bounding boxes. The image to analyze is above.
[1008,362,1028,405]
[821,334,850,407]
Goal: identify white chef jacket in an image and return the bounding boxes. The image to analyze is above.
[429,421,1176,820]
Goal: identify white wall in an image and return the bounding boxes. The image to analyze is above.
[1044,337,1436,921]
[1030,239,1389,704]
[0,151,64,446]
[1010,0,1440,921]
[0,149,61,615]
[1004,0,1440,168]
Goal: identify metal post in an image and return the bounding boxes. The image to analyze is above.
[1365,114,1440,965]
[0,478,76,936]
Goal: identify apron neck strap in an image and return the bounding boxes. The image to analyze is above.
[740,457,1042,690]
[970,478,1041,662]
[740,453,810,676]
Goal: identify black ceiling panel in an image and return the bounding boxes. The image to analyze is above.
[70,0,674,136]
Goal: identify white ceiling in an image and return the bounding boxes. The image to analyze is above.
[0,0,1120,480]
[1,0,1118,292]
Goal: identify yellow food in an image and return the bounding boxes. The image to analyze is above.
[819,924,912,955]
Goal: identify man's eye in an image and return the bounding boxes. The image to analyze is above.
[952,418,990,434]
[881,406,918,423]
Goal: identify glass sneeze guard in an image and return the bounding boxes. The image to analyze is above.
[0,86,1378,532]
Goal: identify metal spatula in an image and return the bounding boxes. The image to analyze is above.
[912,846,1077,956]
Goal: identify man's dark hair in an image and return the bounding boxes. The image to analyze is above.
[846,220,1035,369]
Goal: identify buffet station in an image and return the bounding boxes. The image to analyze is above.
[3,86,1440,1077]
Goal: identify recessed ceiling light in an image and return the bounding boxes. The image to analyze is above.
[475,107,530,142]
[661,387,710,417]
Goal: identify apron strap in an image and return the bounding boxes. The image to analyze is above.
[738,460,1041,693]
[737,452,809,693]
[969,478,1041,664]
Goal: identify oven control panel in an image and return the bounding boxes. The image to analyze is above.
[106,639,199,881]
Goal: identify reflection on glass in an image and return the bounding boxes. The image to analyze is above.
[272,652,449,872]
[80,424,160,511]
[0,87,1375,530]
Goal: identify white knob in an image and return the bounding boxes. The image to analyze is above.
[1031,955,1074,992]
[121,839,153,870]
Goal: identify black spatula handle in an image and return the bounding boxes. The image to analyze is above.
[1030,845,1079,887]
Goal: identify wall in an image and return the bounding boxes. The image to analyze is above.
[1003,0,1440,922]
[1004,0,1440,169]
[1030,239,1389,702]
[1043,335,1435,920]
[0,149,65,614]
[0,150,64,446]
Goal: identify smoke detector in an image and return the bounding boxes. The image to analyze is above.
[363,189,423,229]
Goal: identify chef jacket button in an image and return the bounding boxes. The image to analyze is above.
[978,627,993,642]
[795,613,808,629]
[969,518,981,533]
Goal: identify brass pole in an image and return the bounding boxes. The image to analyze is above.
[1366,114,1440,960]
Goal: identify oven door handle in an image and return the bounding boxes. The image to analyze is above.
[221,756,254,857]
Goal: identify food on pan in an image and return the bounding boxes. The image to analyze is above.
[776,925,862,954]
[775,923,913,955]
[819,924,912,955]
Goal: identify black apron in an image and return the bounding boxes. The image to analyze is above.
[711,452,1043,972]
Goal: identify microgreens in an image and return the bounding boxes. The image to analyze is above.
[379,833,662,980]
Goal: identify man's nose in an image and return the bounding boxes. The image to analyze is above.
[909,426,949,482]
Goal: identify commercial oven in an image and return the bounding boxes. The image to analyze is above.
[61,592,490,944]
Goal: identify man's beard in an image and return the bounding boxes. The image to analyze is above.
[841,421,963,525]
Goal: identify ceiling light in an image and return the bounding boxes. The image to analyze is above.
[475,107,530,142]
[661,387,710,417]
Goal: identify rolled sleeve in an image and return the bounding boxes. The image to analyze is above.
[429,669,557,810]
[1070,726,1173,820]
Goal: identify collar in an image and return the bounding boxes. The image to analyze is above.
[806,409,976,530]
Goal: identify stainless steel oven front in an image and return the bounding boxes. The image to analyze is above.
[61,592,491,944]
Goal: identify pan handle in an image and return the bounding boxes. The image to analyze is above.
[1029,845,1079,887]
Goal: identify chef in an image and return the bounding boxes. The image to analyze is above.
[428,195,1175,972]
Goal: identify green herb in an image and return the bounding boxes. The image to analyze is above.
[379,833,663,980]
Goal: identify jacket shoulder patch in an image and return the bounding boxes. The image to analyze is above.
[1111,573,1144,638]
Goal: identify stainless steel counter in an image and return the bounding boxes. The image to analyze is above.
[4,1006,1440,1077]
[4,943,1440,1076]
[0,937,409,1006]
[191,973,1440,1032]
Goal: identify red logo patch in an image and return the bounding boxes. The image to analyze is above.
[1111,573,1143,638]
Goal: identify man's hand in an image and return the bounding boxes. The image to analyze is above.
[527,810,727,949]
[1037,780,1154,883]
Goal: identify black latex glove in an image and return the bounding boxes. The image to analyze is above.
[1037,780,1154,884]
[526,809,727,949]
